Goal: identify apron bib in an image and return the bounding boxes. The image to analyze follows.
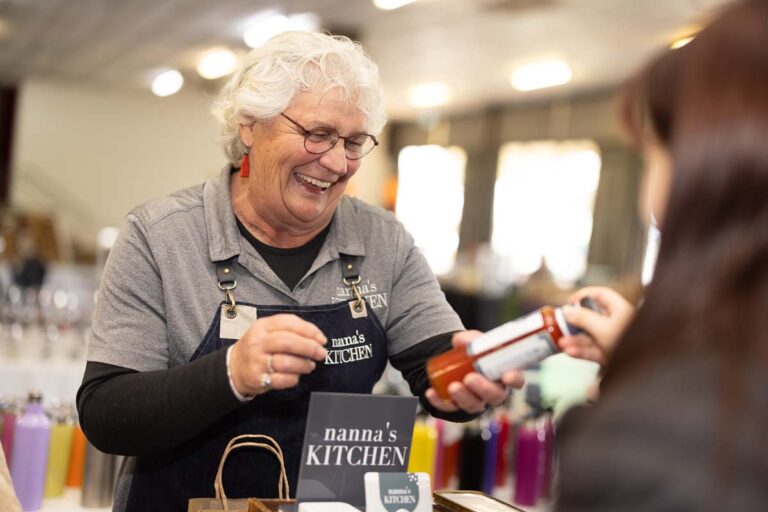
[124,256,388,511]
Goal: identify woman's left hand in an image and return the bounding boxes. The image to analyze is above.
[425,330,525,414]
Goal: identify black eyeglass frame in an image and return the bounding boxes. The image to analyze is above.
[280,112,379,160]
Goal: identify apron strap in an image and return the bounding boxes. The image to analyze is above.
[340,255,365,314]
[215,257,239,318]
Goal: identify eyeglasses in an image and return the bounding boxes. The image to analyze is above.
[280,113,379,160]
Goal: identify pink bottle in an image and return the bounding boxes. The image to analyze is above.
[11,391,51,512]
[2,400,22,470]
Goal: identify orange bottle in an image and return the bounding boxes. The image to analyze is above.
[65,424,87,488]
[427,304,587,400]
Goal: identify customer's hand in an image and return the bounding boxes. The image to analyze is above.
[425,330,525,414]
[230,314,328,396]
[559,286,635,365]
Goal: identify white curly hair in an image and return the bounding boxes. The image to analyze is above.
[211,31,387,165]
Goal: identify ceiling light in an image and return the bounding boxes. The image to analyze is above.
[243,11,320,49]
[670,36,694,50]
[407,82,451,108]
[373,0,416,10]
[197,48,238,79]
[510,60,572,92]
[151,69,184,97]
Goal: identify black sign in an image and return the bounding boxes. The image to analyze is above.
[294,392,418,507]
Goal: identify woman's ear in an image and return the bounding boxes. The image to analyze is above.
[238,123,254,148]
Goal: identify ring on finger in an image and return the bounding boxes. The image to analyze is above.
[266,354,275,374]
[260,373,272,389]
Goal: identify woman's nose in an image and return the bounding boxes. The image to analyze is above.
[319,142,348,176]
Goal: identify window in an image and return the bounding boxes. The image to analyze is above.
[396,145,467,275]
[492,140,601,286]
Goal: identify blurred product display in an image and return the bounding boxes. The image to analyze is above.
[44,405,75,498]
[10,391,51,511]
[80,444,118,509]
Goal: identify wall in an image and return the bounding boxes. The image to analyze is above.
[10,79,394,256]
[389,90,646,279]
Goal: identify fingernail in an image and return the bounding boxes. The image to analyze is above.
[316,334,327,344]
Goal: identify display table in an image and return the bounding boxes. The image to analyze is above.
[38,488,549,512]
[41,489,110,512]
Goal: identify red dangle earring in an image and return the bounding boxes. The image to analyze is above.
[240,147,250,178]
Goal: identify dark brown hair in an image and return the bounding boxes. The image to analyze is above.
[604,0,768,486]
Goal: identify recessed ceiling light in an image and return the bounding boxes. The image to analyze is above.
[510,60,572,92]
[407,82,451,108]
[151,69,184,97]
[670,36,694,50]
[373,0,416,10]
[197,48,238,80]
[243,11,320,49]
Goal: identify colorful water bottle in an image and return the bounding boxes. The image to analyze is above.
[494,413,511,488]
[458,422,486,491]
[482,418,501,495]
[81,442,118,508]
[44,404,74,497]
[538,409,556,499]
[513,417,543,506]
[10,390,51,512]
[408,417,437,484]
[65,422,87,488]
[1,398,22,470]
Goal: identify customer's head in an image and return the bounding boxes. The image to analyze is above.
[212,31,387,166]
[606,0,768,386]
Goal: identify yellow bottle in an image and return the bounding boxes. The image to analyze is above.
[44,407,74,497]
[407,418,437,485]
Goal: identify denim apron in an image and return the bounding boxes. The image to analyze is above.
[124,255,388,511]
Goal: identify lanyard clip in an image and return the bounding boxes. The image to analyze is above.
[218,280,238,318]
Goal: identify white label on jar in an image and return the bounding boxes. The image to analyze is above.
[473,332,558,380]
[467,311,545,356]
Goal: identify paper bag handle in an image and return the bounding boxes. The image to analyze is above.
[214,434,290,511]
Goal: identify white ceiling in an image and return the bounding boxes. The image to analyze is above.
[0,0,732,120]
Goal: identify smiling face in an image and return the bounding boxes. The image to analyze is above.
[237,88,367,238]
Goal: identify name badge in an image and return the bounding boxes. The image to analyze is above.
[219,304,258,340]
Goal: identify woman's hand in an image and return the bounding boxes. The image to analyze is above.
[229,314,327,396]
[425,330,525,414]
[559,286,635,365]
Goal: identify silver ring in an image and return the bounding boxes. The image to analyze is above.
[266,354,275,374]
[260,373,272,389]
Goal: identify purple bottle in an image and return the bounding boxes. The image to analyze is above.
[10,391,51,512]
[482,418,501,495]
[538,410,556,499]
[513,418,544,506]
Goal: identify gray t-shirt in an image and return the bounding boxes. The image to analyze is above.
[89,166,463,371]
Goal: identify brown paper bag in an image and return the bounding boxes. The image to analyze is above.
[188,434,295,512]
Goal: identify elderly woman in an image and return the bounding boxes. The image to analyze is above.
[77,32,518,510]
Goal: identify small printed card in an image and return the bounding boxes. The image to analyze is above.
[364,472,431,512]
